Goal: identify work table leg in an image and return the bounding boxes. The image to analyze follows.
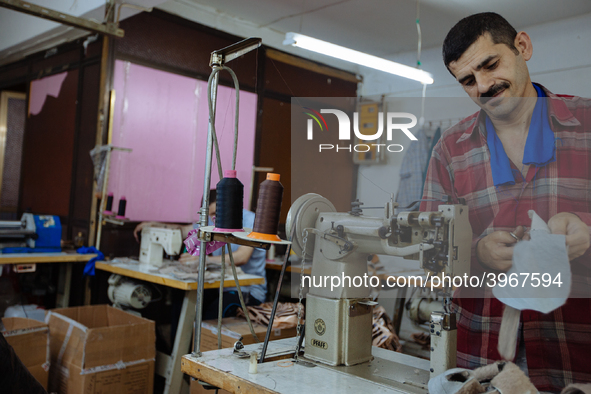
[164,289,196,394]
[56,262,73,308]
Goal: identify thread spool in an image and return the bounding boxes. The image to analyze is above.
[104,192,114,214]
[116,196,127,219]
[214,170,244,232]
[248,173,283,242]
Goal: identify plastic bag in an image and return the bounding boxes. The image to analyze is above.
[89,144,111,196]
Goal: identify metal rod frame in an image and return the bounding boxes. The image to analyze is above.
[192,71,219,357]
[192,37,262,358]
[259,244,292,363]
[0,0,124,38]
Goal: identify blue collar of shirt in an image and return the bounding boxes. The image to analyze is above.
[485,84,556,186]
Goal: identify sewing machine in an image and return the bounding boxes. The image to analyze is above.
[0,213,61,253]
[286,193,472,377]
[139,227,182,267]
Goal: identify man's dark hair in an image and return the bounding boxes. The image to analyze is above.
[443,12,519,74]
[200,189,216,207]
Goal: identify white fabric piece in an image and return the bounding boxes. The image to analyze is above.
[158,263,244,282]
[427,368,473,394]
[498,305,521,361]
[493,211,571,314]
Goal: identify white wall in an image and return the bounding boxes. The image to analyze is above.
[159,4,591,208]
[157,0,361,78]
[155,3,591,227]
[356,12,591,211]
[355,13,591,285]
[361,12,591,99]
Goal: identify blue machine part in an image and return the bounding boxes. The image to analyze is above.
[1,215,61,254]
[33,215,62,249]
[2,246,61,253]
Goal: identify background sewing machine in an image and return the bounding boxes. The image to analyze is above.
[104,226,182,314]
[0,213,61,253]
[286,193,472,379]
[139,227,182,268]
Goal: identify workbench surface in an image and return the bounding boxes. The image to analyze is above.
[0,251,97,264]
[264,259,312,275]
[181,338,430,394]
[96,260,265,290]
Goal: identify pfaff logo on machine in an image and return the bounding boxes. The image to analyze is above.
[303,107,417,153]
[314,318,326,336]
[311,339,328,350]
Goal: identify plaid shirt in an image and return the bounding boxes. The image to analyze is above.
[421,84,591,393]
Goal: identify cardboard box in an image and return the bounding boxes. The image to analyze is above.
[1,317,50,389]
[47,305,155,394]
[193,317,297,394]
[200,317,297,352]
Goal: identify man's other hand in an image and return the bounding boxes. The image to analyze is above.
[548,212,590,261]
[476,226,526,271]
[133,221,155,242]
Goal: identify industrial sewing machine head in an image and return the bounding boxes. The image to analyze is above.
[286,193,471,375]
[139,227,182,268]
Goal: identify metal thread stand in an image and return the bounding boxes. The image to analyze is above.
[258,243,291,363]
[94,144,131,249]
[192,38,263,357]
[94,90,132,250]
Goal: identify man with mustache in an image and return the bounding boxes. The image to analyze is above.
[421,12,591,392]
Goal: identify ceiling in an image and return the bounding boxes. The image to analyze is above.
[2,0,591,70]
[165,0,591,56]
[0,0,160,65]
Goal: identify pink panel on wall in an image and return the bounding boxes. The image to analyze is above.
[109,60,257,222]
[28,72,68,116]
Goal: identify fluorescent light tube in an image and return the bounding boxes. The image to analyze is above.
[283,32,434,85]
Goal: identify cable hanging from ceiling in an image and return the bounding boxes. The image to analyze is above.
[416,0,428,127]
[416,0,422,69]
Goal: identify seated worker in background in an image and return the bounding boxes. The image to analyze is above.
[134,189,267,320]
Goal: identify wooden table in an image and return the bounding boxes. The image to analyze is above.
[0,251,97,264]
[265,259,312,275]
[0,251,97,308]
[95,260,265,394]
[181,337,430,394]
[95,261,265,290]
